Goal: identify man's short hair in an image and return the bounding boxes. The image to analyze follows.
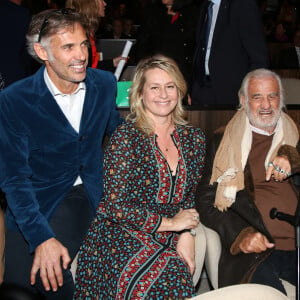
[26,8,89,63]
[238,68,285,109]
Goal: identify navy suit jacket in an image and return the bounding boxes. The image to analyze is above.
[192,0,269,106]
[0,66,122,251]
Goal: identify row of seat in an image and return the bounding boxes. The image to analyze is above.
[192,223,295,299]
[69,224,294,299]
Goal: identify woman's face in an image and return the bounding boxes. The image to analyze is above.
[98,0,107,17]
[141,68,178,123]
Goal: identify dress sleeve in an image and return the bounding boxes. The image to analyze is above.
[97,126,162,234]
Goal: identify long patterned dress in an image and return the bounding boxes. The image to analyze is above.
[74,121,205,299]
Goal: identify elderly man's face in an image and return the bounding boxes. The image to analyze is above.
[43,22,89,94]
[242,76,281,133]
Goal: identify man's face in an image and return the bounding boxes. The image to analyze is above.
[113,19,123,35]
[241,77,281,133]
[98,0,107,17]
[43,22,89,94]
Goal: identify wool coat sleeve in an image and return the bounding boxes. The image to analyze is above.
[195,132,257,251]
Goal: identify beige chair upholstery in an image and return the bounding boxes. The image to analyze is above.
[203,226,296,299]
[203,225,221,289]
[190,283,289,300]
[281,78,300,105]
[70,253,78,281]
[71,223,206,287]
[193,223,207,286]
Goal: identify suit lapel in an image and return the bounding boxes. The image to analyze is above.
[79,70,100,133]
[196,0,210,39]
[35,67,79,136]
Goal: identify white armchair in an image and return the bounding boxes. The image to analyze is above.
[202,225,296,300]
[202,225,221,289]
[281,78,300,105]
[191,283,290,300]
[193,223,207,286]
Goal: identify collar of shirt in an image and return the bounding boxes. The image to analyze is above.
[250,123,278,136]
[210,0,221,5]
[43,68,86,97]
[205,0,221,75]
[43,68,86,134]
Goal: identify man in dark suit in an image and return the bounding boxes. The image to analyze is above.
[0,9,122,299]
[191,0,269,107]
[0,0,32,88]
[280,29,300,69]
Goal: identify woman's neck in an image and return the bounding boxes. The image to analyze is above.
[154,120,174,138]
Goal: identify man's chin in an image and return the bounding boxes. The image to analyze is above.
[254,119,277,131]
[71,73,86,83]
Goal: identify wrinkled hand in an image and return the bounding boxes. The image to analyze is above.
[176,232,195,275]
[239,232,274,254]
[30,238,71,292]
[113,56,129,67]
[172,208,199,232]
[266,156,291,182]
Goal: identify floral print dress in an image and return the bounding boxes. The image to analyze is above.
[74,121,205,299]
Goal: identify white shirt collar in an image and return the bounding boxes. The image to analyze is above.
[250,123,278,136]
[211,0,221,5]
[44,68,86,97]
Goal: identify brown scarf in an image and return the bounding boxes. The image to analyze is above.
[210,109,299,211]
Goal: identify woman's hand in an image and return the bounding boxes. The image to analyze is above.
[158,208,199,232]
[171,208,199,231]
[176,232,195,275]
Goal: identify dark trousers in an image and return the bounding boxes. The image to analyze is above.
[4,184,94,300]
[251,250,296,295]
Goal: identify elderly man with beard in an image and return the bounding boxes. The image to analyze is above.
[0,8,121,300]
[196,68,300,295]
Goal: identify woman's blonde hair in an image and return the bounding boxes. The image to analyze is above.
[65,0,99,34]
[127,55,188,135]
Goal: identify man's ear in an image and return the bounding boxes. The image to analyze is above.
[33,43,49,61]
[240,95,246,109]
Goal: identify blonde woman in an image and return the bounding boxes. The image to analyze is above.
[74,55,206,299]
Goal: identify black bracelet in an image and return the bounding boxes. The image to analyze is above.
[180,229,196,236]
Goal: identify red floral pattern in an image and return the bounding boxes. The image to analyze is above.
[74,121,205,299]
